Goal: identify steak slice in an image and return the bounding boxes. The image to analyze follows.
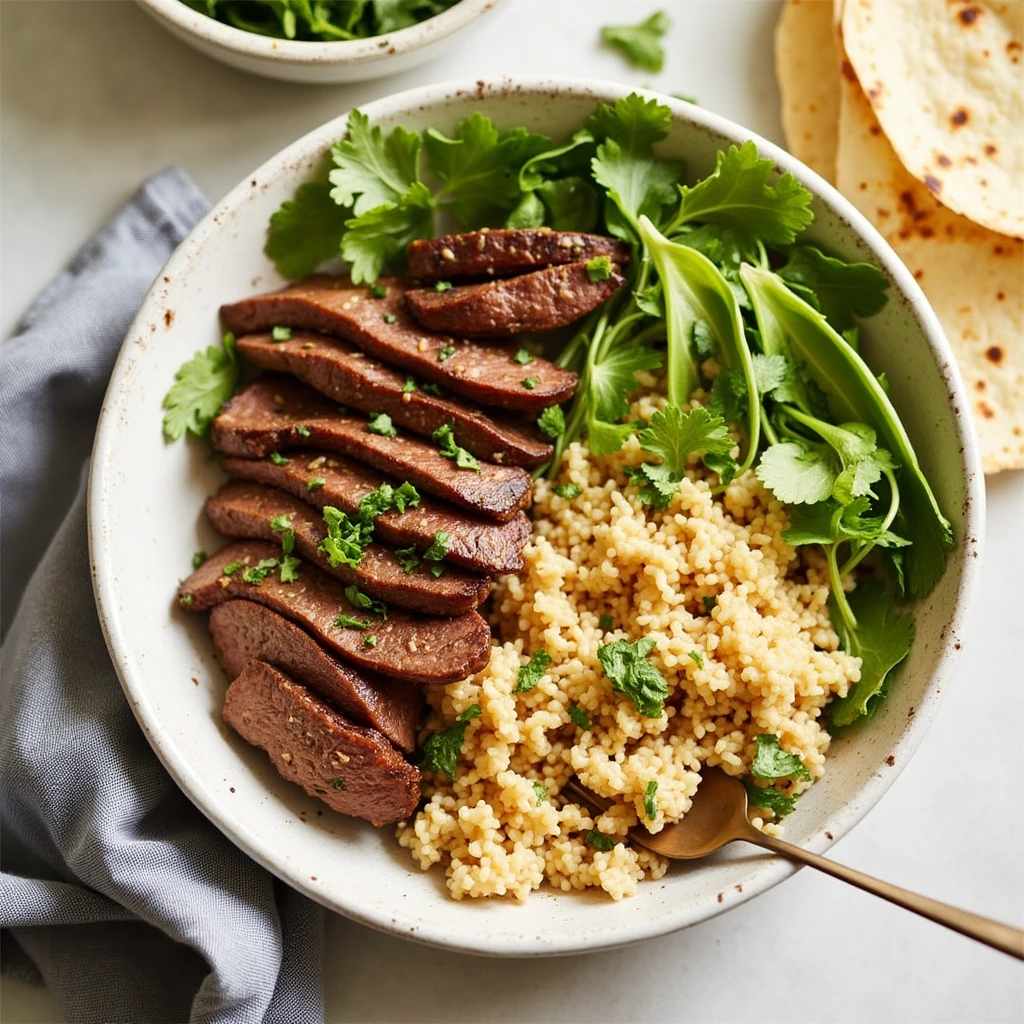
[210,601,422,752]
[405,261,625,338]
[205,481,490,616]
[223,659,420,826]
[221,452,531,575]
[211,377,531,522]
[219,276,577,411]
[178,541,492,685]
[406,229,631,282]
[236,332,550,467]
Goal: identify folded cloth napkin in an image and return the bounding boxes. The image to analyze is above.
[0,168,325,1024]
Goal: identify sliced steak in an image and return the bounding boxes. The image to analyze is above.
[223,659,420,826]
[178,541,492,685]
[221,452,531,575]
[210,601,422,752]
[205,481,490,616]
[211,377,531,522]
[405,261,625,338]
[236,332,550,467]
[219,276,577,411]
[406,229,631,282]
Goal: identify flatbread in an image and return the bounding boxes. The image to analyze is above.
[842,0,1024,238]
[775,0,841,183]
[835,68,1024,473]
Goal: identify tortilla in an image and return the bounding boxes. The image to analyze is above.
[775,0,841,183]
[835,67,1024,473]
[842,0,1024,239]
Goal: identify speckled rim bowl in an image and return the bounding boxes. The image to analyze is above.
[89,77,985,957]
[136,0,503,83]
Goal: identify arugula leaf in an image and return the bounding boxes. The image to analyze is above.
[433,421,480,471]
[340,182,435,283]
[515,649,552,693]
[344,584,387,619]
[162,332,238,440]
[751,734,812,781]
[597,636,668,718]
[568,705,591,729]
[601,10,671,72]
[643,779,659,820]
[537,405,566,440]
[638,405,735,477]
[778,245,889,332]
[420,703,482,779]
[744,779,797,817]
[264,181,350,280]
[756,441,839,504]
[366,412,397,437]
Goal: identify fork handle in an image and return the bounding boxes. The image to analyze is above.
[739,827,1024,960]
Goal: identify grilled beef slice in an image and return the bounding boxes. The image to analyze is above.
[178,541,492,685]
[219,276,577,411]
[405,261,625,338]
[211,377,531,521]
[220,452,531,575]
[406,229,631,282]
[236,332,550,466]
[210,601,422,752]
[223,659,420,826]
[205,481,490,616]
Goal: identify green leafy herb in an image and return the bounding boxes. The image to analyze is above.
[420,703,482,780]
[401,376,417,393]
[368,282,388,298]
[306,476,325,491]
[701,595,717,614]
[162,332,238,440]
[279,554,301,583]
[358,480,420,521]
[434,280,453,292]
[366,412,398,437]
[585,831,617,852]
[271,325,292,342]
[638,405,735,477]
[515,649,552,693]
[269,451,290,466]
[623,461,679,510]
[433,421,480,471]
[334,613,371,630]
[192,551,207,569]
[513,347,535,366]
[363,634,377,647]
[688,650,704,669]
[241,558,279,584]
[601,10,671,72]
[437,344,456,362]
[553,483,582,500]
[344,584,386,619]
[294,424,311,438]
[537,405,566,439]
[331,777,346,790]
[178,593,194,608]
[533,781,549,805]
[394,546,421,573]
[585,255,613,283]
[222,561,244,576]
[751,734,812,781]
[643,780,659,820]
[521,376,539,390]
[423,531,450,564]
[383,313,398,324]
[421,381,444,397]
[264,182,349,280]
[568,705,591,729]
[778,245,889,332]
[756,441,839,505]
[597,637,668,718]
[599,614,614,631]
[744,779,797,817]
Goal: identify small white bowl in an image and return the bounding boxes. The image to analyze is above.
[90,77,984,956]
[136,0,503,83]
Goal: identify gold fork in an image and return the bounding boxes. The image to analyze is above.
[564,770,1024,960]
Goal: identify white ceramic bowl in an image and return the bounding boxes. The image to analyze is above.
[89,77,984,956]
[136,0,502,83]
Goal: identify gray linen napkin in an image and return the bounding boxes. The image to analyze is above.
[0,168,325,1024]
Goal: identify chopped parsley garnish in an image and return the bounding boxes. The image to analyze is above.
[553,483,581,500]
[751,734,812,782]
[368,283,388,298]
[363,634,377,647]
[382,313,398,324]
[744,778,798,817]
[331,777,347,790]
[601,10,670,71]
[192,550,207,569]
[269,452,290,466]
[688,650,704,669]
[434,280,453,292]
[598,614,614,631]
[306,476,325,491]
[513,347,535,366]
[437,344,456,362]
[433,421,480,471]
[279,554,301,583]
[401,376,417,393]
[271,325,292,341]
[366,412,397,437]
[597,637,668,718]
[162,331,238,440]
[344,584,387,619]
[421,382,444,397]
[359,480,420,520]
[643,780,658,820]
[585,255,613,282]
[294,424,311,438]
[533,781,549,805]
[241,558,279,584]
[702,595,717,614]
[423,530,450,563]
[567,705,590,729]
[334,613,371,630]
[178,593,194,608]
[222,561,244,576]
[521,376,539,390]
[537,405,565,439]
[420,704,482,780]
[394,546,421,573]
[515,649,552,693]
[269,514,294,550]
[320,506,371,568]
[585,830,617,852]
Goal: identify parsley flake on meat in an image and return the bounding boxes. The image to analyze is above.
[423,530,449,565]
[434,280,453,292]
[368,283,388,298]
[585,255,613,282]
[401,376,417,393]
[513,347,535,366]
[271,325,292,342]
[344,584,387,619]
[279,554,301,584]
[366,412,398,437]
[331,777,347,790]
[294,424,311,438]
[306,476,325,491]
[192,551,207,569]
[598,637,668,718]
[537,405,566,440]
[222,561,244,576]
[383,313,398,324]
[320,506,371,568]
[269,452,290,466]
[394,546,421,574]
[420,704,482,780]
[437,344,456,362]
[162,331,238,441]
[433,421,480,471]
[515,649,552,693]
[178,593,194,608]
[751,734,811,781]
[643,780,659,820]
[334,613,371,630]
[363,634,377,647]
[241,558,279,584]
[601,10,671,72]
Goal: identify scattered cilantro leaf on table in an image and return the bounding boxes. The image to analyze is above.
[601,10,671,72]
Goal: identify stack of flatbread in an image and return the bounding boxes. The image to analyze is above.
[776,0,1024,473]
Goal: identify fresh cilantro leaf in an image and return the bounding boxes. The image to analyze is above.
[624,461,679,510]
[369,283,388,298]
[598,636,668,718]
[264,181,350,280]
[307,476,325,491]
[585,831,617,851]
[513,347,534,366]
[601,10,671,72]
[688,650,704,668]
[294,424,311,438]
[269,452,289,466]
[589,344,663,422]
[162,332,238,440]
[537,405,566,440]
[568,705,591,729]
[328,109,422,214]
[438,344,456,362]
[401,376,416,393]
[778,245,890,332]
[383,313,398,324]
[366,412,397,437]
[419,703,482,779]
[585,255,613,282]
[744,779,797,817]
[344,584,386,619]
[751,353,794,397]
[586,94,673,152]
[320,505,371,567]
[394,546,421,573]
[279,554,301,583]
[599,614,614,631]
[505,190,546,229]
[756,441,839,504]
[643,779,659,820]
[702,594,717,613]
[707,367,749,423]
[271,325,292,342]
[521,376,539,390]
[669,141,814,253]
[692,318,718,357]
[363,634,377,647]
[751,734,812,781]
[192,551,207,569]
[592,137,683,237]
[676,224,744,278]
[535,176,601,232]
[533,781,549,805]
[587,416,636,457]
[222,561,244,576]
[241,558,279,584]
[635,282,664,318]
[637,405,734,478]
[553,483,582,500]
[433,421,480,471]
[423,530,449,562]
[515,649,552,693]
[334,612,371,630]
[357,480,420,523]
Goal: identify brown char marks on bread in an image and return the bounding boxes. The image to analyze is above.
[406,228,631,281]
[219,276,577,411]
[178,541,492,685]
[205,482,490,616]
[405,262,626,338]
[236,332,551,466]
[211,377,531,521]
[223,659,420,826]
[220,451,531,576]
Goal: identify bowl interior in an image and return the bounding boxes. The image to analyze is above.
[89,78,982,956]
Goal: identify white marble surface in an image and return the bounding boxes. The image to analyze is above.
[2,2,1022,1021]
